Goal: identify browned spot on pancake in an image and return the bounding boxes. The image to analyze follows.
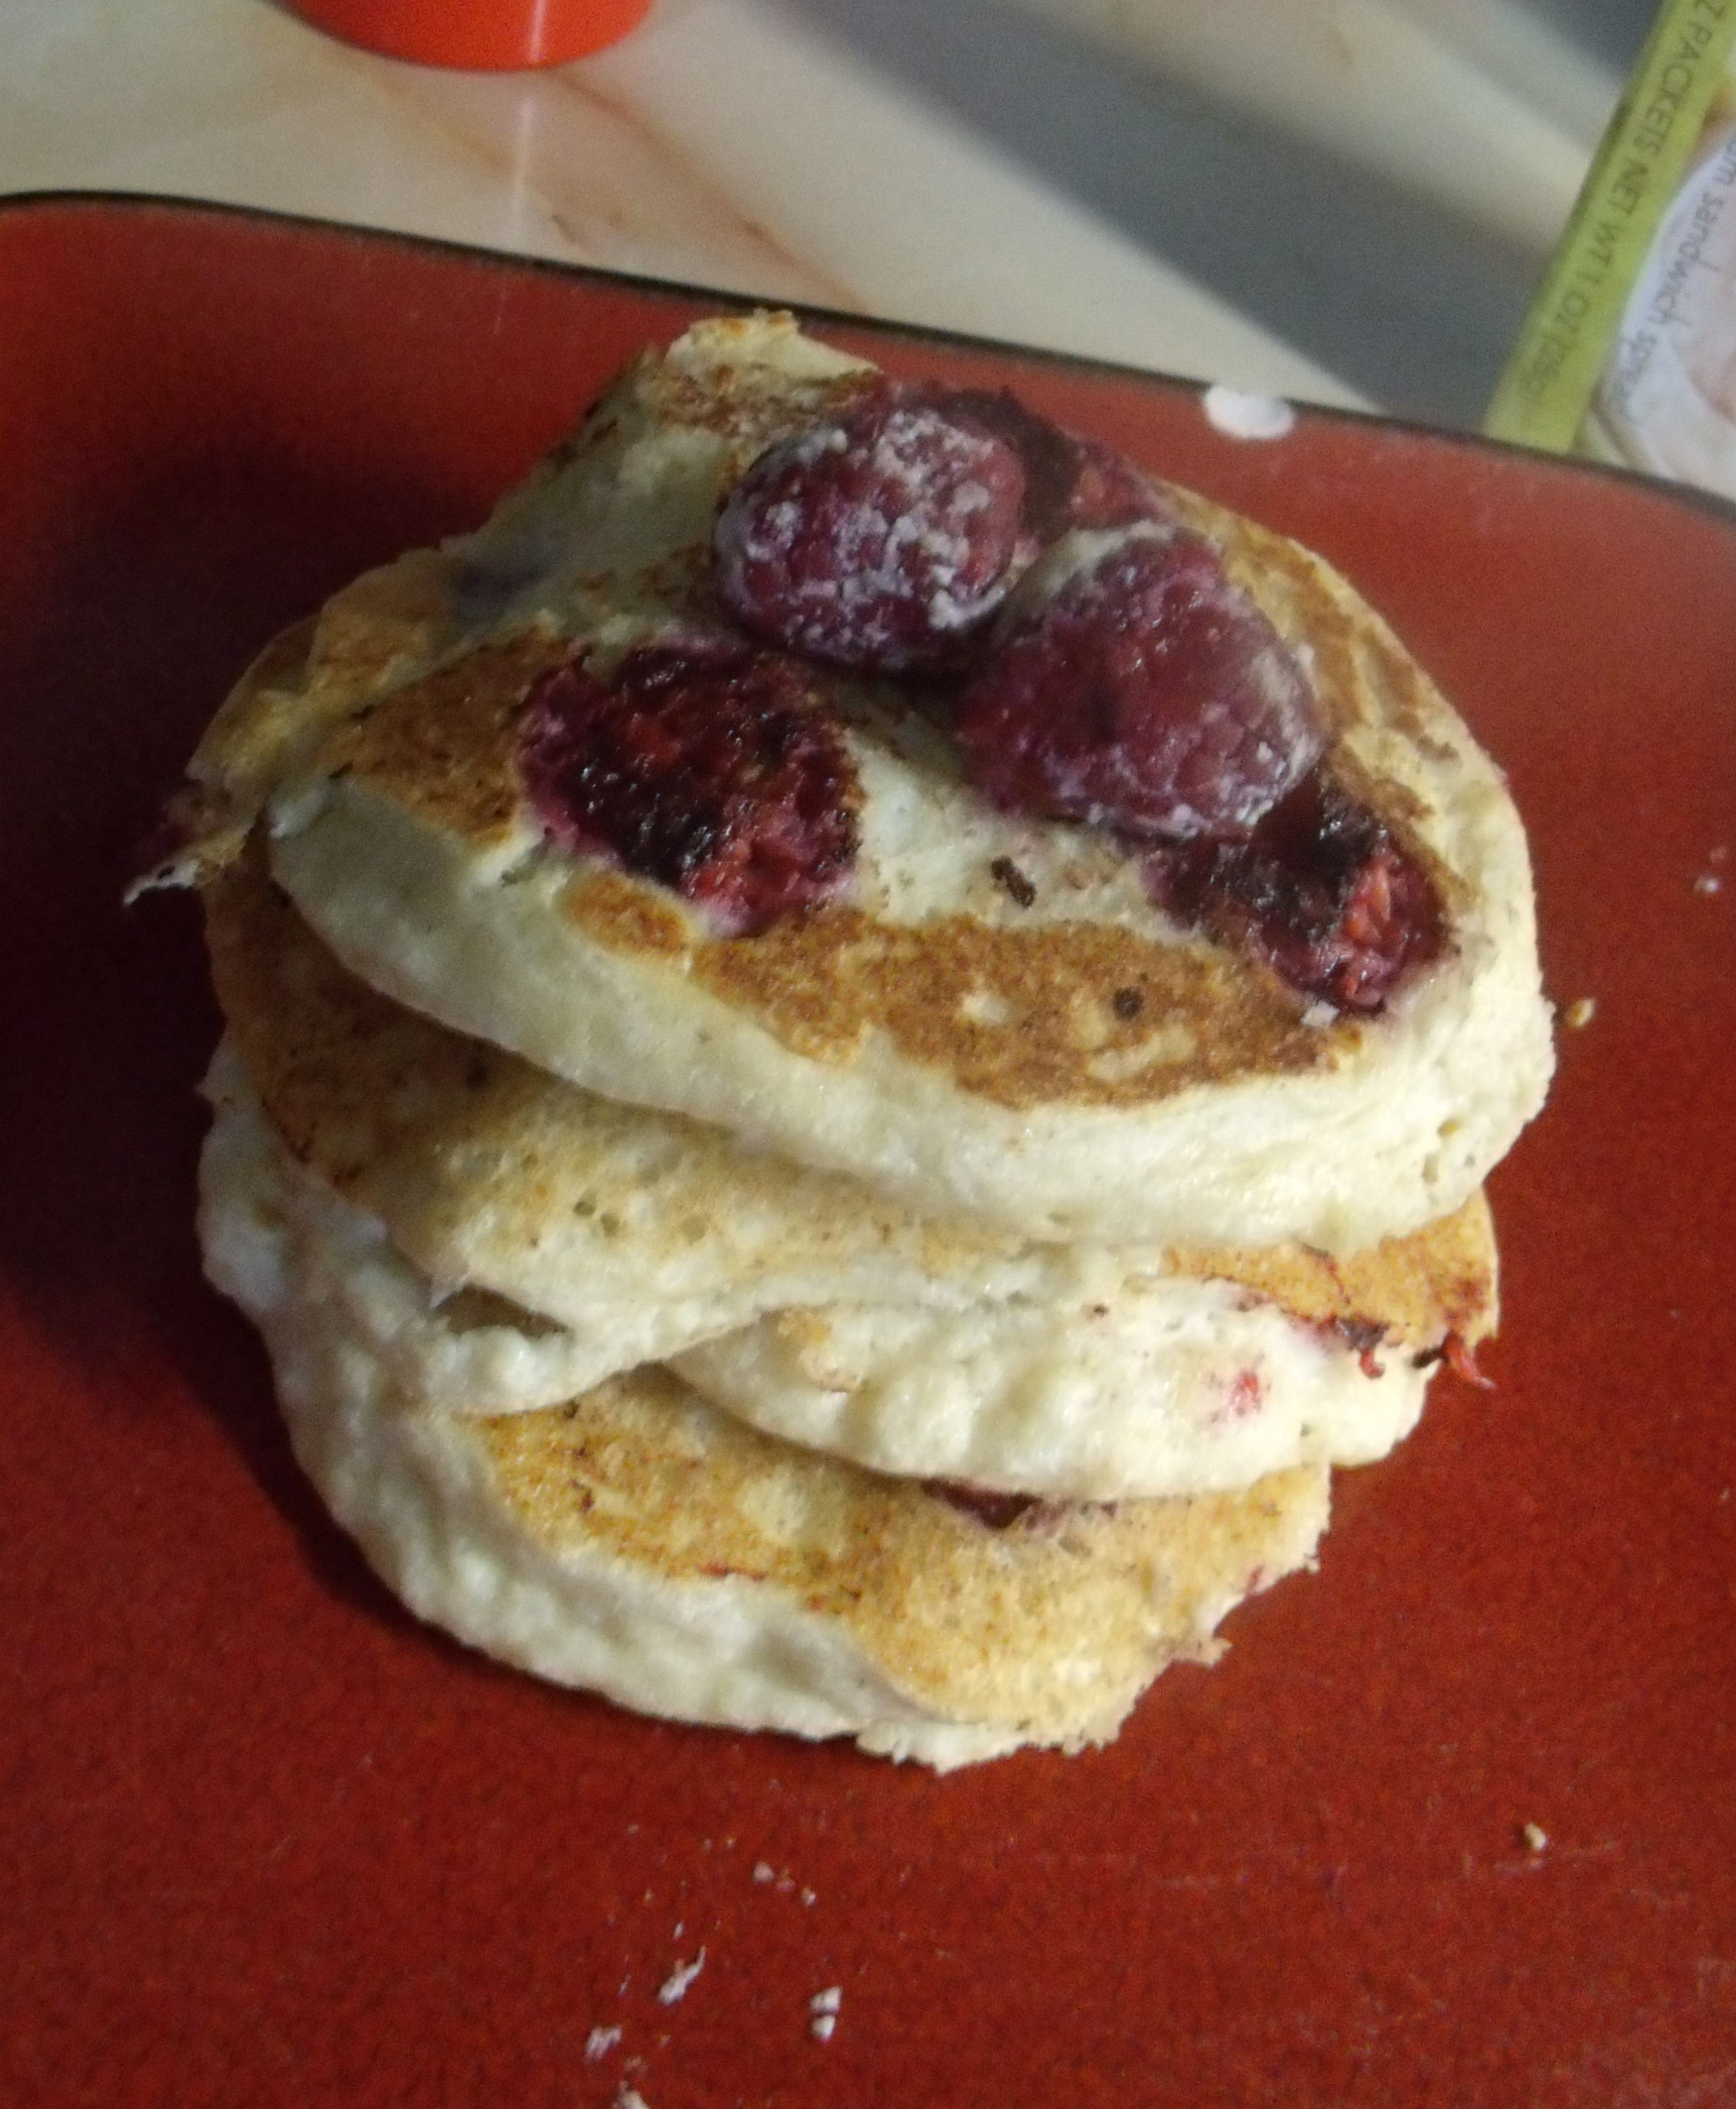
[561,868,694,958]
[644,546,718,615]
[1170,1187,1499,1350]
[545,375,639,471]
[478,1363,1326,1736]
[693,907,1334,1107]
[654,359,875,457]
[308,546,456,695]
[330,627,568,844]
[149,549,464,886]
[250,617,320,695]
[201,837,544,1209]
[1339,608,1451,757]
[168,618,322,862]
[1276,579,1367,742]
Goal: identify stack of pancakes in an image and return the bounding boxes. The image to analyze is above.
[151,317,1552,1767]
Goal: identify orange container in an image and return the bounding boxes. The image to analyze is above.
[284,0,653,69]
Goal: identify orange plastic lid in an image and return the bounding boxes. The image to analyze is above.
[284,0,653,69]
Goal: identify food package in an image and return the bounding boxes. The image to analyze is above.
[1485,0,1736,495]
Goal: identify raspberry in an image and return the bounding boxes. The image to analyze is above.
[928,1483,1053,1530]
[1145,769,1443,1011]
[714,386,1026,671]
[516,644,858,935]
[924,390,1171,539]
[955,530,1326,841]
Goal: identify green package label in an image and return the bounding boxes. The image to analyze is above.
[1485,0,1736,453]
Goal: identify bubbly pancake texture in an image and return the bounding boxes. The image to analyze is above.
[207,1051,1492,1495]
[670,1197,1492,1499]
[203,849,1498,1497]
[203,839,1067,1379]
[164,313,1552,1252]
[198,1093,1330,1766]
[201,1047,604,1416]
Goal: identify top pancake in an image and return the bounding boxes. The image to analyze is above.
[160,313,1553,1250]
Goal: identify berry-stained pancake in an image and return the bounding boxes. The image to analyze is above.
[155,314,1552,1255]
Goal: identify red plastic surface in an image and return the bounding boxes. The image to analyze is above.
[1,196,1731,2109]
[283,0,652,69]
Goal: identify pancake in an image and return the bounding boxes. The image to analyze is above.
[207,1048,1491,1498]
[201,849,1497,1498]
[148,311,1553,1762]
[197,1088,1330,1767]
[669,1197,1492,1499]
[154,313,1553,1254]
[201,1044,605,1416]
[203,837,1067,1387]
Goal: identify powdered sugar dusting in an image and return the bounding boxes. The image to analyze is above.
[715,388,1024,669]
[957,528,1323,841]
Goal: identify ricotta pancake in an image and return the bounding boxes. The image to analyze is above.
[201,852,1497,1497]
[158,313,1553,1254]
[669,1204,1489,1499]
[201,1043,605,1417]
[204,838,1064,1385]
[198,1092,1330,1767]
[154,311,1553,1762]
[207,1052,1491,1495]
